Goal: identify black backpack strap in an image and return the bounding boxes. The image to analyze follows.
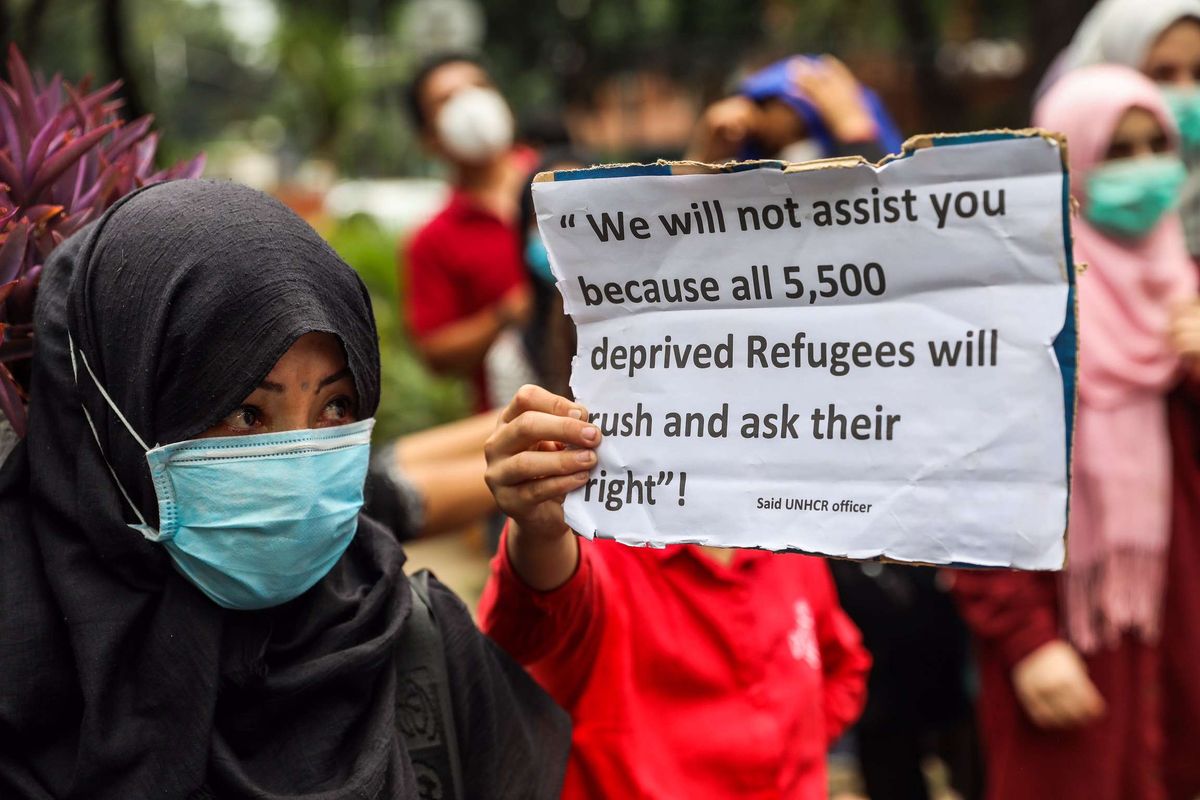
[395,569,465,800]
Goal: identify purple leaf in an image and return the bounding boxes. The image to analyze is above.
[24,117,68,187]
[27,121,117,200]
[152,151,207,182]
[0,86,25,174]
[22,203,63,223]
[53,208,93,239]
[64,80,121,131]
[7,45,39,153]
[37,74,62,120]
[99,100,125,121]
[0,151,22,200]
[0,94,18,153]
[130,132,157,179]
[23,206,63,257]
[61,82,89,131]
[6,273,38,320]
[67,148,88,211]
[0,362,27,437]
[13,268,39,307]
[0,223,29,283]
[103,114,153,163]
[74,161,123,210]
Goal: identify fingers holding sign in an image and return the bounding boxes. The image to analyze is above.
[486,385,601,590]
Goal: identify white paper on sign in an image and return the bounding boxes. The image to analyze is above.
[532,131,1075,570]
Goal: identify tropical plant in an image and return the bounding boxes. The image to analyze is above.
[0,43,204,436]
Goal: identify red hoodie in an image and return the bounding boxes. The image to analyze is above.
[478,532,870,799]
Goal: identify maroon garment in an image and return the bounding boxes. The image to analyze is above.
[953,570,1163,800]
[1162,380,1200,800]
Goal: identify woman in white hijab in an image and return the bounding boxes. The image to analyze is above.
[1062,0,1200,72]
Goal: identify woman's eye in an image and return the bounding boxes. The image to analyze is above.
[320,396,355,424]
[223,405,262,432]
[1105,141,1133,160]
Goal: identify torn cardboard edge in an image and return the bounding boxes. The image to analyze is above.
[567,519,1051,571]
[531,127,1069,184]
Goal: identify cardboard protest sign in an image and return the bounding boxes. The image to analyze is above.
[532,130,1076,569]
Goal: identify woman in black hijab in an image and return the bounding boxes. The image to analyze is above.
[0,179,570,799]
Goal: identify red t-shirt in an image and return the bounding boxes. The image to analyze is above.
[404,189,527,404]
[478,533,870,799]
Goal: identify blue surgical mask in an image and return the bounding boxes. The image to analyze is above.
[525,232,555,283]
[69,334,373,610]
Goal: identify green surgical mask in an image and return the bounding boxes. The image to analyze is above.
[1161,86,1200,151]
[1085,154,1187,238]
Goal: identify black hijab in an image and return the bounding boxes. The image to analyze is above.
[0,179,569,799]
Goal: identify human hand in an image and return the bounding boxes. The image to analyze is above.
[484,384,599,542]
[1012,640,1106,728]
[686,95,763,163]
[1170,299,1200,356]
[1169,300,1200,380]
[496,285,533,328]
[791,55,877,144]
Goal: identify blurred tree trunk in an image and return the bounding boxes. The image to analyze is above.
[21,0,51,61]
[99,0,147,120]
[894,0,963,132]
[1025,0,1093,99]
[0,0,12,55]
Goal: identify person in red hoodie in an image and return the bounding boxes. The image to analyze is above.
[954,65,1199,800]
[477,384,870,799]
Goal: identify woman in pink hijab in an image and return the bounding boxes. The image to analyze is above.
[953,64,1198,800]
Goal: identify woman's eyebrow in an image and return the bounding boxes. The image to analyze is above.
[259,379,286,393]
[316,368,352,393]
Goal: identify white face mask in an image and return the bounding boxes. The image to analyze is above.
[435,86,514,164]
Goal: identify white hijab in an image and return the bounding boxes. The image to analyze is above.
[1066,0,1200,69]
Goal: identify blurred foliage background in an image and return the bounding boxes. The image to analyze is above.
[325,213,469,440]
[0,0,1096,438]
[4,0,1095,172]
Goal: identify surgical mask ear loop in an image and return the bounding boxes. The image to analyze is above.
[67,330,159,538]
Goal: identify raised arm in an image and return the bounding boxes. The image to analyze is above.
[478,385,609,695]
[483,384,601,590]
